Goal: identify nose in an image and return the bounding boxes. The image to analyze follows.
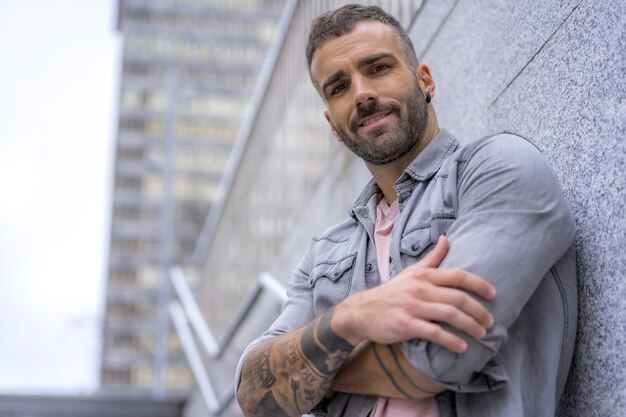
[352,75,377,108]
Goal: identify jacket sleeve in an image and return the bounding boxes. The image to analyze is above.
[234,244,317,390]
[400,134,576,392]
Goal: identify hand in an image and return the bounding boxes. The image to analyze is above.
[331,235,496,352]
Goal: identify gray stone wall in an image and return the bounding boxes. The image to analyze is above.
[408,1,625,415]
[274,0,625,415]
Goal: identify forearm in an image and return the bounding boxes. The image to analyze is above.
[236,309,353,417]
[324,236,494,399]
[331,342,444,399]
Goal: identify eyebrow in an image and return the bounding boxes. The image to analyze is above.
[320,52,400,95]
[321,69,347,96]
[356,52,398,68]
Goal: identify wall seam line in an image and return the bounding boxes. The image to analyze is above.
[489,0,585,107]
[417,0,460,61]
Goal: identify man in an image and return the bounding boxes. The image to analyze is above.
[236,4,576,417]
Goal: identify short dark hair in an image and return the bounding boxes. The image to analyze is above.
[306,4,419,72]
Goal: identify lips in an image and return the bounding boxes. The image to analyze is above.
[358,111,392,128]
[349,101,400,134]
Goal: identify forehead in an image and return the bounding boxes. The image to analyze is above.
[310,20,404,85]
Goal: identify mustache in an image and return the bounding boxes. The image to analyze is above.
[349,100,401,133]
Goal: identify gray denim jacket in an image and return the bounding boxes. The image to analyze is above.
[237,130,577,417]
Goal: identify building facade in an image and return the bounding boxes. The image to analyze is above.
[103,1,625,414]
[101,0,286,395]
[192,0,625,416]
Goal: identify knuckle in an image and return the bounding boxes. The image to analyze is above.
[401,299,418,312]
[412,269,428,281]
[424,325,441,340]
[408,282,427,297]
[450,292,466,306]
[452,268,467,283]
[442,306,457,320]
[392,316,410,332]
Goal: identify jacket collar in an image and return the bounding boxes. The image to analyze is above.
[350,129,459,217]
[400,128,459,183]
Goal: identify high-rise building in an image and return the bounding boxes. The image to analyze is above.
[101,0,286,394]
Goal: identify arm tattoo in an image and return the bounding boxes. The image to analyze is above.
[386,345,439,395]
[237,309,353,417]
[371,344,412,398]
[290,378,301,412]
[300,311,353,375]
[257,346,276,388]
[238,339,289,417]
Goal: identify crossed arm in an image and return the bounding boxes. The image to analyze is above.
[237,135,577,417]
[236,237,496,417]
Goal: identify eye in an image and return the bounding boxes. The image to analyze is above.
[331,83,347,96]
[371,64,389,74]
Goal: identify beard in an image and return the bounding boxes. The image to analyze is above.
[333,79,428,166]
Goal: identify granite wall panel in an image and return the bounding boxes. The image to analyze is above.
[414,0,625,414]
[277,0,625,415]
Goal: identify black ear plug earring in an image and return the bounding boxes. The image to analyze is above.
[425,92,431,103]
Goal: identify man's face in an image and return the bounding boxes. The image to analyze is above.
[310,21,428,166]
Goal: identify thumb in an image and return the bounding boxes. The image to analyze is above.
[415,235,449,268]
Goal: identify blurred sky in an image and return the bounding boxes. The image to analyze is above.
[0,1,119,393]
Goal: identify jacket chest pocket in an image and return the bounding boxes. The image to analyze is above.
[309,253,357,315]
[399,216,455,268]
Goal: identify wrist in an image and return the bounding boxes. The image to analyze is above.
[330,302,364,346]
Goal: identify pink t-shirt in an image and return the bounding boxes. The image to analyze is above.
[370,198,438,417]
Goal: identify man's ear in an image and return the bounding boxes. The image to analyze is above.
[324,111,342,142]
[415,63,435,100]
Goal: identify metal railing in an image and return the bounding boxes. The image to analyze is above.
[168,266,287,414]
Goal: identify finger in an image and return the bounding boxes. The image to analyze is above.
[427,268,497,301]
[406,320,467,353]
[411,300,488,340]
[422,285,494,328]
[414,235,449,269]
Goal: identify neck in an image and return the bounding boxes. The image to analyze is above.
[366,113,440,204]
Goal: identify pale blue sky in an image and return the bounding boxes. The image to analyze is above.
[0,0,119,393]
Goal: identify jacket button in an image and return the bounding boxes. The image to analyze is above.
[365,263,373,272]
[389,256,393,263]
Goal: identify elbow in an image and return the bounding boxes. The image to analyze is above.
[236,384,253,417]
[401,324,509,390]
[235,357,262,417]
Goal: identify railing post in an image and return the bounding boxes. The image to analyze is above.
[168,267,287,415]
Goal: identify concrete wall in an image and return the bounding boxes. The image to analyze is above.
[410,1,625,415]
[274,0,625,415]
